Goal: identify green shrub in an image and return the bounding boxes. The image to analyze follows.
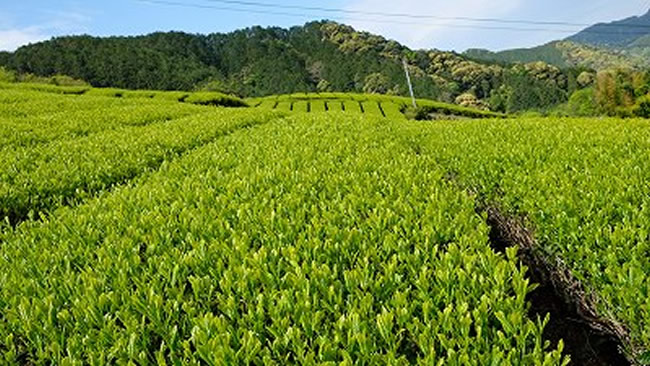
[0,82,89,95]
[566,88,598,116]
[183,92,248,107]
[403,104,504,120]
[0,105,566,364]
[50,74,89,87]
[0,67,16,82]
[633,95,650,118]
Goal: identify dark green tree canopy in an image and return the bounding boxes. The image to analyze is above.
[2,21,579,111]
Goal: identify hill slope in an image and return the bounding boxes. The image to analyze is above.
[568,9,650,48]
[0,23,434,97]
[0,22,574,113]
[464,40,650,70]
[463,8,650,71]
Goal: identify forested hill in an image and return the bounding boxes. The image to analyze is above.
[568,9,650,47]
[0,21,578,112]
[463,40,650,71]
[464,8,650,71]
[0,23,422,95]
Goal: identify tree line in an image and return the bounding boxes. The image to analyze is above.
[2,21,648,115]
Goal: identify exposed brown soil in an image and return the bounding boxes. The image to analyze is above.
[483,206,632,365]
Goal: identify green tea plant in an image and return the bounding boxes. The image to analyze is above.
[0,81,89,95]
[248,93,504,120]
[0,107,278,224]
[182,92,248,108]
[0,89,206,149]
[418,117,650,356]
[0,112,566,364]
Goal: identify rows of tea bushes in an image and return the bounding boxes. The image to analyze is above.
[0,107,277,224]
[0,82,247,107]
[248,93,503,120]
[0,114,567,364]
[0,81,90,95]
[84,87,182,100]
[0,89,208,148]
[182,92,248,107]
[418,117,650,357]
[0,87,126,118]
[252,94,405,119]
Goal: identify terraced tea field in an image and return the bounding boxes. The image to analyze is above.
[248,93,502,119]
[0,83,648,365]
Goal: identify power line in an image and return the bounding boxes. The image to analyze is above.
[134,0,574,33]
[198,0,650,30]
[136,0,650,36]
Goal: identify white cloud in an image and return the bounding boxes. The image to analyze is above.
[341,0,650,51]
[0,10,91,52]
[0,27,48,51]
[343,0,524,50]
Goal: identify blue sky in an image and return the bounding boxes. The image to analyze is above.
[1,1,649,52]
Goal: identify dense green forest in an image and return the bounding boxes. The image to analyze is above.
[464,41,650,71]
[0,23,429,96]
[0,21,581,113]
[463,10,650,78]
[3,21,650,115]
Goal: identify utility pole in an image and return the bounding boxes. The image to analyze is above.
[403,58,417,108]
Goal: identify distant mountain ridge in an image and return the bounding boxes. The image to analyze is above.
[464,40,650,71]
[567,9,650,48]
[464,8,650,71]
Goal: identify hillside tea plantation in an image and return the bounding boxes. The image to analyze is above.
[0,83,648,365]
